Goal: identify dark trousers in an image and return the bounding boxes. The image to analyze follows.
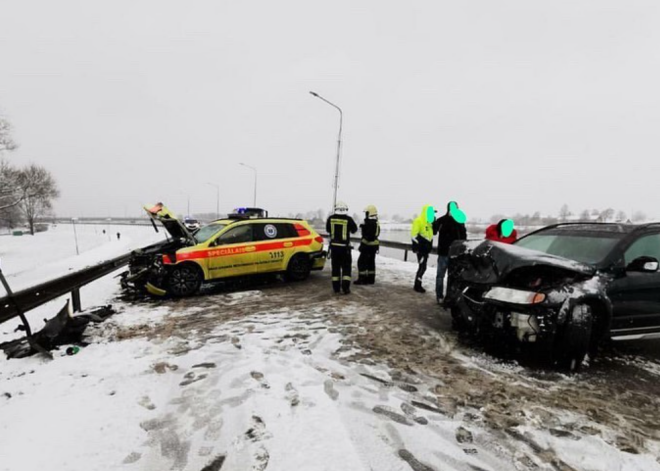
[331,246,352,293]
[357,246,377,283]
[415,252,429,287]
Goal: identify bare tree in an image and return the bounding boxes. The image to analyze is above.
[599,208,615,222]
[616,210,627,222]
[17,164,60,235]
[0,116,17,153]
[0,160,23,211]
[579,209,591,221]
[559,204,571,222]
[0,116,21,213]
[632,211,647,223]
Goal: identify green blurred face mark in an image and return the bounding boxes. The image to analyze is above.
[449,202,466,224]
[426,206,435,223]
[452,209,467,224]
[501,219,514,237]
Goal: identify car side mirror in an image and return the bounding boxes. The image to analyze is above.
[627,256,660,273]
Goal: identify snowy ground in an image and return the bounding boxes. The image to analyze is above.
[1,231,660,471]
[0,223,165,293]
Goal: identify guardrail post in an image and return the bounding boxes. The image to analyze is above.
[404,249,408,262]
[71,288,82,312]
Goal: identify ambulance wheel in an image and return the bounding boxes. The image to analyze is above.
[168,264,203,297]
[286,254,311,281]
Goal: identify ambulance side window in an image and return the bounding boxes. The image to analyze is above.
[214,225,253,245]
[253,223,297,241]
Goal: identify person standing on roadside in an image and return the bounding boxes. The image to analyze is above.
[326,201,358,295]
[485,219,518,244]
[433,201,467,303]
[411,204,436,293]
[355,205,380,285]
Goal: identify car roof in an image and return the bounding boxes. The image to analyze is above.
[529,222,660,236]
[207,217,305,225]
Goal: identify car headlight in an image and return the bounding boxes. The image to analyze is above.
[483,287,546,305]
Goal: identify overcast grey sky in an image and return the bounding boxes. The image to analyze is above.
[1,0,659,220]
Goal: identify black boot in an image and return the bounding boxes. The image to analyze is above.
[332,279,341,294]
[354,276,368,285]
[367,273,375,285]
[414,279,426,293]
[342,279,351,295]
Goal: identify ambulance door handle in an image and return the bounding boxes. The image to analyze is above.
[283,242,293,248]
[245,246,256,252]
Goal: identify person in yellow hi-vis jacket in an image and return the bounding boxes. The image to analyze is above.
[326,201,358,294]
[355,205,380,285]
[411,204,435,293]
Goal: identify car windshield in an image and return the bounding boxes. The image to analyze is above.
[515,231,622,265]
[194,223,227,243]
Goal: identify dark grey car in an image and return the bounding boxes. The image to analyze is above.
[447,223,660,370]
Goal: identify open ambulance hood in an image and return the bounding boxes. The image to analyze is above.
[144,203,196,245]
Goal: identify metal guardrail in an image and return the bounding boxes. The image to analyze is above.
[0,253,132,325]
[0,234,434,326]
[321,234,437,261]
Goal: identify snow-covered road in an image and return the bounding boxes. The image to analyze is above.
[1,230,660,471]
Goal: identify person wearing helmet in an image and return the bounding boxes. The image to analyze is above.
[355,205,380,285]
[411,204,436,293]
[326,201,358,294]
[433,201,467,304]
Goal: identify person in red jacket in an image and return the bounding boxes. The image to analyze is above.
[485,219,518,244]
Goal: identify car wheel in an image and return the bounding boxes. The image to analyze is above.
[556,304,593,372]
[286,254,311,281]
[167,264,203,297]
[450,306,470,333]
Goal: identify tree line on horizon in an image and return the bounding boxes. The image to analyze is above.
[0,115,60,234]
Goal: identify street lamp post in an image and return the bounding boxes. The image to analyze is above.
[207,182,220,219]
[309,91,343,212]
[239,163,257,207]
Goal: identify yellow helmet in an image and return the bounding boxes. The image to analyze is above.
[364,205,378,218]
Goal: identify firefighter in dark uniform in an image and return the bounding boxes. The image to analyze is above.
[326,201,358,294]
[355,205,380,285]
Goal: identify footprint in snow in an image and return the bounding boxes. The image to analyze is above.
[373,406,413,426]
[456,426,474,444]
[285,382,300,407]
[398,449,436,471]
[122,452,141,464]
[180,372,208,387]
[250,371,270,389]
[400,402,428,425]
[138,396,156,410]
[200,455,226,471]
[324,379,339,401]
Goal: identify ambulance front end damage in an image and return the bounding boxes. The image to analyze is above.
[119,203,196,296]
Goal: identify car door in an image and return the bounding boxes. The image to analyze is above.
[207,224,257,279]
[251,223,298,273]
[609,232,660,335]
